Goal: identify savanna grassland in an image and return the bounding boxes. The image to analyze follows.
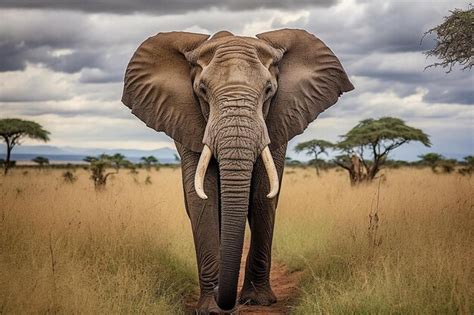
[0,167,472,314]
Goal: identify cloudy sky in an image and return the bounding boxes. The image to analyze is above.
[0,0,472,160]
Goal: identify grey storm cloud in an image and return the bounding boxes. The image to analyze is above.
[0,0,472,160]
[0,0,471,107]
[0,0,337,14]
[299,1,456,55]
[0,40,109,74]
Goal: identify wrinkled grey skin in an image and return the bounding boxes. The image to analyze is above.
[122,29,353,313]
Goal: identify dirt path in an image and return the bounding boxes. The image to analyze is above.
[185,243,302,314]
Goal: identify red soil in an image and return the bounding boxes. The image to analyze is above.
[185,243,302,314]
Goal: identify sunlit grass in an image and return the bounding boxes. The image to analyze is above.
[0,166,472,313]
[275,168,473,314]
[0,168,196,314]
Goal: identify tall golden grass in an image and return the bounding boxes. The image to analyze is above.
[0,167,472,313]
[275,168,473,314]
[0,168,196,313]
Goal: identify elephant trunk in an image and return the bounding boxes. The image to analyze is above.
[212,112,258,310]
[216,156,253,310]
[194,98,279,311]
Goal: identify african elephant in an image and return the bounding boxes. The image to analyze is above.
[122,29,353,313]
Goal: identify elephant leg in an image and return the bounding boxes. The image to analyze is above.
[175,142,221,312]
[240,144,287,306]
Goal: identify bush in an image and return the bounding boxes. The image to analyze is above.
[62,171,77,183]
[145,176,152,185]
[458,155,473,176]
[84,154,131,190]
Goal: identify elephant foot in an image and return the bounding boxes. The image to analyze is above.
[195,292,237,314]
[239,282,277,306]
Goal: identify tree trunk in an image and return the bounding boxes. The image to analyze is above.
[4,141,12,175]
[335,161,357,185]
[368,158,381,180]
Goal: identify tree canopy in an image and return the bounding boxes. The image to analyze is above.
[294,139,334,155]
[295,139,334,175]
[418,153,444,165]
[338,117,431,151]
[0,119,50,143]
[423,5,473,72]
[83,153,132,189]
[32,156,50,166]
[459,155,474,176]
[141,155,158,164]
[140,155,159,170]
[0,118,50,174]
[336,117,431,180]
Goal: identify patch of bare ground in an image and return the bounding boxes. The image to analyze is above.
[185,243,302,314]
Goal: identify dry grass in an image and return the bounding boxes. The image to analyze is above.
[0,168,196,314]
[275,168,473,314]
[0,167,472,314]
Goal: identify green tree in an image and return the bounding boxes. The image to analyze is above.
[336,117,431,181]
[438,158,457,174]
[108,153,132,169]
[0,118,50,174]
[418,153,445,171]
[32,156,50,167]
[459,155,474,176]
[333,154,365,185]
[383,159,410,169]
[423,4,473,72]
[62,170,77,183]
[294,139,334,175]
[83,156,98,163]
[84,154,132,189]
[285,156,303,167]
[140,155,159,170]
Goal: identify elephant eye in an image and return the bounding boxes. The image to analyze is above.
[264,83,272,95]
[199,82,207,96]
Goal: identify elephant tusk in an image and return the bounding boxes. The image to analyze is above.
[194,145,212,200]
[261,146,279,198]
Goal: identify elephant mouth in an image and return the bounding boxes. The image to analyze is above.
[194,144,279,200]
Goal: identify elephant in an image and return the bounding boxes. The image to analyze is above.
[122,29,353,313]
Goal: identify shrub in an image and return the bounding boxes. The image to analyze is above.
[62,171,77,183]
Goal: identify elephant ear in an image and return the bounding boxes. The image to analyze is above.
[256,29,354,149]
[122,32,210,153]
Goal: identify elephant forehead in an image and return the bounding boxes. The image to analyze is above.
[208,39,259,64]
[193,35,278,67]
[210,60,266,84]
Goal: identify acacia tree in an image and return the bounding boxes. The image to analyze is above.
[459,155,474,176]
[334,154,364,185]
[418,153,444,172]
[0,118,50,174]
[140,155,159,170]
[294,139,334,175]
[335,117,431,181]
[32,156,50,167]
[85,153,131,189]
[423,4,473,72]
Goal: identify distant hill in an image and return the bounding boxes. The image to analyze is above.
[0,144,179,164]
[0,144,73,155]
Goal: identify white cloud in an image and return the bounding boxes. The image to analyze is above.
[288,87,473,161]
[241,9,310,36]
[0,1,472,160]
[0,64,77,102]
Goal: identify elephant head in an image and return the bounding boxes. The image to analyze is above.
[122,29,353,311]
